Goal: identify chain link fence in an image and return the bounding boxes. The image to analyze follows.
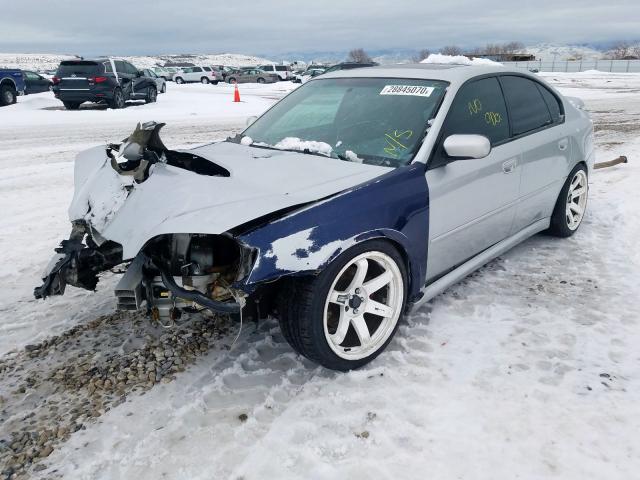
[501,59,640,73]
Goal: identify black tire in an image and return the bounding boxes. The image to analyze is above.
[109,88,125,109]
[277,239,408,371]
[145,86,157,103]
[201,77,210,84]
[227,77,236,84]
[160,83,166,93]
[175,77,184,84]
[212,81,219,85]
[257,77,266,84]
[48,84,54,92]
[62,101,81,110]
[546,163,589,237]
[0,84,17,106]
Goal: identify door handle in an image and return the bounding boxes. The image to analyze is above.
[502,158,517,174]
[558,138,569,151]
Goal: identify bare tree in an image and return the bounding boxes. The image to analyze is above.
[412,49,431,62]
[346,48,373,63]
[632,45,640,59]
[440,45,463,56]
[607,41,631,59]
[502,41,524,54]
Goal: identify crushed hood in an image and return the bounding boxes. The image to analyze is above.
[69,141,392,258]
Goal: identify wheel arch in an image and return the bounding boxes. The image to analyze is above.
[234,163,430,304]
[0,77,17,90]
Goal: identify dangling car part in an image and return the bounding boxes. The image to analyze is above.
[36,64,595,371]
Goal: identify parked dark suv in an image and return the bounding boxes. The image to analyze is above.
[52,58,158,110]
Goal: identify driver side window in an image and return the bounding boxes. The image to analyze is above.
[442,77,510,146]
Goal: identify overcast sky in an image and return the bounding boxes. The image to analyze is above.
[2,0,639,57]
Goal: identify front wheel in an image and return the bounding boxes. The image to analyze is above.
[546,164,589,237]
[257,77,266,84]
[227,77,236,84]
[175,77,184,84]
[278,240,407,371]
[145,86,157,103]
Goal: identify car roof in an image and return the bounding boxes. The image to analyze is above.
[319,63,530,86]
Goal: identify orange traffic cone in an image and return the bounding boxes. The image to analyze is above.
[233,82,240,102]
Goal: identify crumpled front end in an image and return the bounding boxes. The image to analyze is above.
[34,121,394,321]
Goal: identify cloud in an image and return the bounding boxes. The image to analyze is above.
[1,0,639,56]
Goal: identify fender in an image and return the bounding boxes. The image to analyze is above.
[237,163,430,303]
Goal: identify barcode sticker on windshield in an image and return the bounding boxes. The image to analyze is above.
[380,85,434,97]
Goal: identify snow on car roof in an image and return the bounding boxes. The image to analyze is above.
[319,61,515,87]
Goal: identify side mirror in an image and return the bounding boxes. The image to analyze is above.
[443,134,491,159]
[246,116,257,126]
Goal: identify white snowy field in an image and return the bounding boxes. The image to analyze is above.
[0,73,639,479]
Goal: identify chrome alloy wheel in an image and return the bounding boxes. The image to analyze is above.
[566,169,588,230]
[323,251,404,360]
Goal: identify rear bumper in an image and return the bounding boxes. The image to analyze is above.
[55,91,113,102]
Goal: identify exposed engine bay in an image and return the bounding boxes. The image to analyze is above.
[35,122,250,321]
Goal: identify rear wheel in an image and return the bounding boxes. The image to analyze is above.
[109,88,125,109]
[201,77,209,84]
[547,164,589,237]
[62,101,81,110]
[145,86,157,103]
[227,77,236,84]
[278,240,407,371]
[257,77,266,84]
[175,77,184,84]
[0,84,17,106]
[212,80,219,85]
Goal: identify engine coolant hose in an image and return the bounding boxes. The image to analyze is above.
[157,267,241,315]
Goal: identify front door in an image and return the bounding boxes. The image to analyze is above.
[425,76,521,282]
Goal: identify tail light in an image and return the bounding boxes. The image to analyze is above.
[89,76,108,83]
[52,76,60,85]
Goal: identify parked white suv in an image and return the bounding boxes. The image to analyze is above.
[258,64,291,81]
[174,66,220,85]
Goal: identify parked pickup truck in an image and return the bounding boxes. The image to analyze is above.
[0,69,26,106]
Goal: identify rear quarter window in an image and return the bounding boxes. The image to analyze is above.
[536,84,563,123]
[500,75,552,135]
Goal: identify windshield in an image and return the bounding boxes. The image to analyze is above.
[239,77,448,167]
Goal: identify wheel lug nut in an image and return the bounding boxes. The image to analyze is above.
[355,288,360,294]
[353,309,358,314]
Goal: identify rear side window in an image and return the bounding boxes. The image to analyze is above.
[275,66,289,71]
[442,77,510,145]
[537,84,563,123]
[57,61,102,76]
[103,62,113,73]
[500,76,552,135]
[202,67,211,71]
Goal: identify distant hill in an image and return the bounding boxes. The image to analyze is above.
[0,53,274,71]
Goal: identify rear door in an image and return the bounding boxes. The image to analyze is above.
[425,76,522,281]
[499,75,572,232]
[23,71,49,94]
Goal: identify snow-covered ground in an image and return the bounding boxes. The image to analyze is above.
[0,73,639,479]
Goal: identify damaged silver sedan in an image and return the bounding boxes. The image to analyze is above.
[36,64,594,371]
